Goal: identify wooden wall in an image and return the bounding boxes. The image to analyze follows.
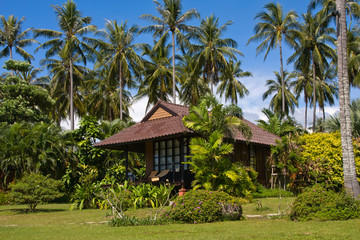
[148,107,172,121]
[232,142,271,186]
[145,140,153,176]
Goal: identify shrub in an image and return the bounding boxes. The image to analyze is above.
[253,185,294,198]
[131,183,175,209]
[108,216,168,227]
[290,185,360,221]
[0,191,9,205]
[9,173,63,211]
[164,190,244,224]
[295,133,360,191]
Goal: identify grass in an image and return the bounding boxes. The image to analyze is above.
[1,199,360,240]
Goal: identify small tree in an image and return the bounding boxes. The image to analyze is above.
[9,173,63,211]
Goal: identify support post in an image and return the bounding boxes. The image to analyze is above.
[180,137,185,185]
[125,145,129,181]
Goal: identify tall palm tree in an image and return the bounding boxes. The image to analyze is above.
[263,71,298,116]
[41,51,89,126]
[178,53,209,105]
[288,10,336,131]
[136,41,175,110]
[336,0,360,197]
[34,0,96,130]
[191,14,243,94]
[140,0,199,103]
[316,66,338,123]
[248,3,299,114]
[88,20,144,120]
[347,27,360,87]
[83,59,131,121]
[0,15,38,61]
[217,60,251,105]
[293,69,312,130]
[326,98,360,137]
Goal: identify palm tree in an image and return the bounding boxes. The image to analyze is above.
[325,98,360,137]
[256,108,304,137]
[178,53,209,105]
[34,0,96,130]
[84,61,132,121]
[140,0,199,103]
[316,66,338,123]
[41,51,89,125]
[0,15,38,61]
[336,0,360,197]
[88,20,144,120]
[190,14,243,94]
[217,60,251,105]
[293,69,312,130]
[136,41,175,110]
[288,10,336,131]
[248,2,299,114]
[347,27,360,87]
[263,71,298,116]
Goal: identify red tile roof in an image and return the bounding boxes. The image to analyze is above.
[95,100,280,148]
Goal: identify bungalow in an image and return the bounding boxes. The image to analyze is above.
[95,100,280,188]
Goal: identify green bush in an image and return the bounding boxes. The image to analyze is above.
[253,185,294,198]
[0,191,9,205]
[290,185,360,221]
[164,190,244,224]
[295,133,360,191]
[9,173,63,211]
[108,216,168,227]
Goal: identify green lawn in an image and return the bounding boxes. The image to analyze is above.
[1,199,360,240]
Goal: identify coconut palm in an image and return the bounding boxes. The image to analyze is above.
[256,108,304,137]
[140,0,199,103]
[83,62,132,121]
[190,14,243,94]
[88,20,144,120]
[178,53,209,105]
[325,98,360,137]
[316,66,338,123]
[293,69,312,130]
[336,0,360,197]
[136,41,176,111]
[288,10,336,131]
[347,27,360,87]
[34,0,96,130]
[309,0,360,21]
[263,71,298,116]
[0,15,38,61]
[248,2,299,114]
[41,51,89,125]
[217,60,251,105]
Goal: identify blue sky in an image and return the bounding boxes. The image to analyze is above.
[1,0,359,127]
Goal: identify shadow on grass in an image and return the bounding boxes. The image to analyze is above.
[0,208,66,214]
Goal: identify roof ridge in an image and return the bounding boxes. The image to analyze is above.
[160,100,189,109]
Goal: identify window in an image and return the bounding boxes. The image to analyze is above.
[153,138,189,172]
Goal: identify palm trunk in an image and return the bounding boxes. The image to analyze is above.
[172,31,176,104]
[336,0,360,198]
[69,58,74,131]
[312,54,316,132]
[279,41,285,115]
[304,91,308,130]
[119,60,123,120]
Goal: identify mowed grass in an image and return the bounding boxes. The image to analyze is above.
[1,199,360,240]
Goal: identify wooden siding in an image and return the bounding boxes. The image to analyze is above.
[148,107,172,121]
[145,141,153,176]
